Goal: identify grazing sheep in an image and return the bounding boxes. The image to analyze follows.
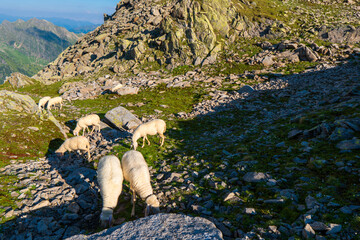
[97,155,123,228]
[73,114,101,136]
[47,96,63,110]
[121,150,160,217]
[55,136,90,161]
[132,119,166,150]
[38,96,51,111]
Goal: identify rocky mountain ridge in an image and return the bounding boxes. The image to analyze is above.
[34,0,360,83]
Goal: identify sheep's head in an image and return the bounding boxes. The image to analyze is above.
[100,208,114,228]
[145,195,160,216]
[131,141,138,151]
[73,127,80,136]
[55,149,64,159]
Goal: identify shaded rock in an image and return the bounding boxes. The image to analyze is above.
[65,213,223,240]
[105,106,142,130]
[238,85,255,94]
[329,127,354,141]
[326,224,342,235]
[336,138,360,150]
[302,224,315,239]
[243,172,269,183]
[298,45,319,62]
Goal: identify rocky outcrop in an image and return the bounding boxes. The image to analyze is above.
[319,25,360,43]
[32,0,271,82]
[66,213,223,240]
[105,106,142,130]
[4,72,42,88]
[0,90,37,113]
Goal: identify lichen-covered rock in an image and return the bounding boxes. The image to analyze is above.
[0,90,37,113]
[105,106,142,130]
[65,213,223,240]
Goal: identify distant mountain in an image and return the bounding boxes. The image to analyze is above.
[0,18,78,83]
[42,17,100,34]
[0,14,100,34]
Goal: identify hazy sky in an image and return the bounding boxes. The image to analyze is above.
[0,0,119,23]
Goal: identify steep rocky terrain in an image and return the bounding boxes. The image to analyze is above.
[0,18,78,83]
[0,0,360,239]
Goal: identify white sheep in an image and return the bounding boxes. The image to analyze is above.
[47,96,63,110]
[132,119,166,150]
[73,114,101,136]
[55,136,90,161]
[38,96,51,111]
[97,155,123,228]
[121,150,160,217]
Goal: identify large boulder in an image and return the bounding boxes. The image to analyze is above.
[66,213,223,240]
[0,90,37,113]
[105,106,142,130]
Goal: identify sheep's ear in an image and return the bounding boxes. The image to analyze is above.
[109,216,113,227]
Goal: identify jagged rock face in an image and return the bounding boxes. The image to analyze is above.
[4,72,43,88]
[33,0,255,82]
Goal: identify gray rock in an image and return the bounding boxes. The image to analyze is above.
[329,127,354,141]
[244,208,256,215]
[261,56,274,67]
[302,224,315,239]
[105,106,142,130]
[243,172,269,183]
[326,224,342,235]
[238,85,255,94]
[65,213,223,240]
[336,138,360,150]
[310,222,330,231]
[305,195,318,209]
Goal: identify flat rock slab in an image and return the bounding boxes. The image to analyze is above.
[66,213,223,240]
[105,106,142,130]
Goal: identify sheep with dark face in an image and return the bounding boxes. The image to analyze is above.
[97,155,123,228]
[121,150,160,217]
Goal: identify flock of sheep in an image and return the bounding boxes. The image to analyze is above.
[37,96,167,227]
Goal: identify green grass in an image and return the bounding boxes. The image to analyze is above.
[0,44,48,84]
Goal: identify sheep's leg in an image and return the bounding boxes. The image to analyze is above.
[90,125,95,134]
[142,136,146,148]
[159,133,165,146]
[131,189,136,217]
[145,136,151,145]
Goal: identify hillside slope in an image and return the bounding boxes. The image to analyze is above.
[0,18,78,83]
